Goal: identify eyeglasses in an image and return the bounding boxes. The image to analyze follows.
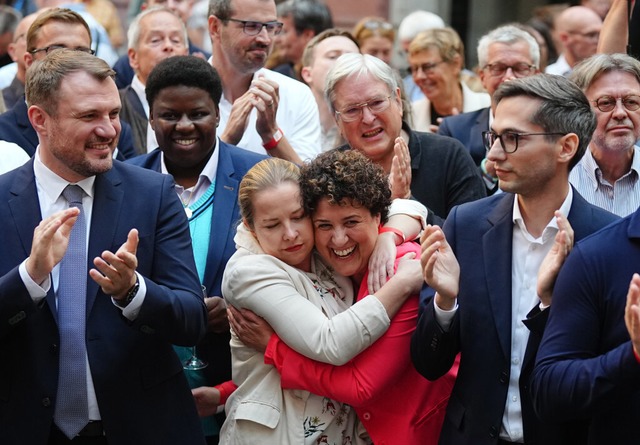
[483,62,535,78]
[29,45,95,56]
[226,18,284,36]
[335,96,392,122]
[592,95,640,113]
[363,20,393,31]
[409,61,445,75]
[482,130,565,153]
[568,30,600,41]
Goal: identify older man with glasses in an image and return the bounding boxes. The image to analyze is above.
[568,53,640,217]
[207,0,320,163]
[326,52,485,226]
[438,24,541,194]
[412,73,618,445]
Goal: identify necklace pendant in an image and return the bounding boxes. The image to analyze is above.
[184,207,193,219]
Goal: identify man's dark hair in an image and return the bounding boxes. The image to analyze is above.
[277,0,333,35]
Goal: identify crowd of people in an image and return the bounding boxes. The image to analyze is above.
[0,0,639,444]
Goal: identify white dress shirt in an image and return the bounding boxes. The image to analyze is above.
[215,66,321,161]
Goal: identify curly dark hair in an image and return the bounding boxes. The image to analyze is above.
[300,149,391,223]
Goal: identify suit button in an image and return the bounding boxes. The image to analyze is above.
[499,371,508,384]
[42,397,51,407]
[489,426,498,438]
[50,344,58,354]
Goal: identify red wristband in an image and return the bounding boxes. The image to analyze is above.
[379,226,405,244]
[263,128,284,150]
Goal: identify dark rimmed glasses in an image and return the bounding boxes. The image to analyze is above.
[483,62,536,78]
[29,44,95,56]
[226,18,284,36]
[592,95,640,113]
[335,96,392,122]
[409,61,446,75]
[482,131,565,153]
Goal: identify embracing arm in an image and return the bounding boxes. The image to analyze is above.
[223,254,390,365]
[265,291,420,405]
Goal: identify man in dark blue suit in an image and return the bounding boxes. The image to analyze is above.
[0,50,207,444]
[438,25,541,194]
[127,55,265,443]
[531,190,640,441]
[411,74,618,445]
[0,8,137,159]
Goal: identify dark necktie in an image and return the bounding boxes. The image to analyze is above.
[54,184,89,439]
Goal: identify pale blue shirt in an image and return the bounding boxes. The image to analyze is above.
[569,146,640,217]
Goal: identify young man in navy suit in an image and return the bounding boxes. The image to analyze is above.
[0,49,207,444]
[411,74,618,445]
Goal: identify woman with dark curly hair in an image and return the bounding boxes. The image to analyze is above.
[235,150,457,444]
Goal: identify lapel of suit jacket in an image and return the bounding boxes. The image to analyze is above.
[202,143,239,294]
[86,167,124,315]
[482,193,515,360]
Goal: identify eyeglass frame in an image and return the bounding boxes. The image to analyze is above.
[29,44,96,56]
[409,60,447,75]
[591,95,640,113]
[482,130,565,154]
[334,95,393,122]
[482,62,536,78]
[225,18,284,36]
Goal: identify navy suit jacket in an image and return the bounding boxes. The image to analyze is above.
[0,97,138,160]
[438,107,490,167]
[127,140,266,386]
[532,210,640,444]
[411,190,618,445]
[0,160,207,444]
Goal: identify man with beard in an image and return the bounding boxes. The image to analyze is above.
[569,53,640,216]
[0,49,207,444]
[207,0,321,163]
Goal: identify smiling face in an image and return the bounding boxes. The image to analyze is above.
[312,197,380,284]
[586,70,640,154]
[409,46,461,105]
[33,71,121,183]
[150,84,218,179]
[333,72,403,172]
[249,181,314,272]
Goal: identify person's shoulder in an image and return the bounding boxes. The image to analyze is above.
[410,129,470,155]
[111,159,167,184]
[440,107,488,127]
